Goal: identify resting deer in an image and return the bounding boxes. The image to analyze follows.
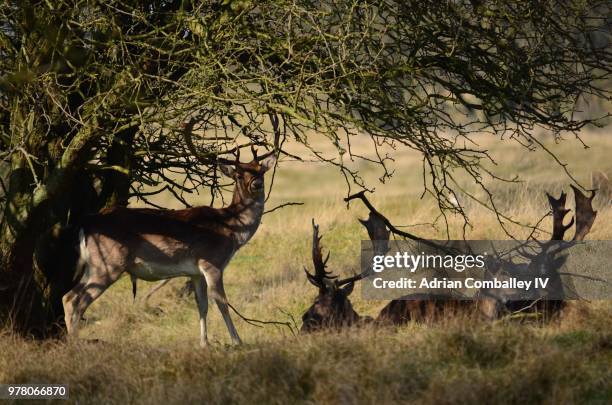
[300,216,387,332]
[501,185,597,317]
[62,147,276,346]
[301,185,597,331]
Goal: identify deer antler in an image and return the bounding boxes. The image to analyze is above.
[181,117,237,166]
[251,112,282,161]
[570,185,597,241]
[234,112,284,163]
[337,212,390,286]
[547,191,574,241]
[182,115,280,167]
[304,219,336,289]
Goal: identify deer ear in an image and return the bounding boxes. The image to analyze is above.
[341,282,354,296]
[219,164,236,177]
[260,155,277,172]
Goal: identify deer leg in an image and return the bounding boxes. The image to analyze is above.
[62,266,122,338]
[214,291,242,345]
[191,275,209,347]
[200,264,241,345]
[62,283,87,336]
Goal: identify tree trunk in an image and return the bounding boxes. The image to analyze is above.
[0,126,136,336]
[0,158,66,337]
[99,127,136,208]
[0,119,106,337]
[0,167,99,337]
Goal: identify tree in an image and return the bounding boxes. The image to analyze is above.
[0,0,610,337]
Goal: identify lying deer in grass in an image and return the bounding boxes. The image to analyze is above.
[500,185,597,317]
[62,147,276,346]
[385,186,596,322]
[301,186,597,332]
[300,217,384,332]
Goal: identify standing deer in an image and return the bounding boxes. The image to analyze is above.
[301,185,597,331]
[62,147,276,346]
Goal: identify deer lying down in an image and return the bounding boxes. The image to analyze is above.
[301,185,597,332]
[300,219,371,333]
[499,186,596,318]
[383,186,597,323]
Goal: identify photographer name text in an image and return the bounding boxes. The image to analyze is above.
[372,277,550,291]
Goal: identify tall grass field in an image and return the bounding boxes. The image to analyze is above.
[1,132,611,404]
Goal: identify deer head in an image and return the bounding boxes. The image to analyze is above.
[219,146,276,203]
[182,117,277,203]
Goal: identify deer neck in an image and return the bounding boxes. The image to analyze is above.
[227,185,265,247]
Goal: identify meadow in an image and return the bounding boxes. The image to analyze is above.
[1,131,611,404]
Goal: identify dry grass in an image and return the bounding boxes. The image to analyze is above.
[1,131,611,404]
